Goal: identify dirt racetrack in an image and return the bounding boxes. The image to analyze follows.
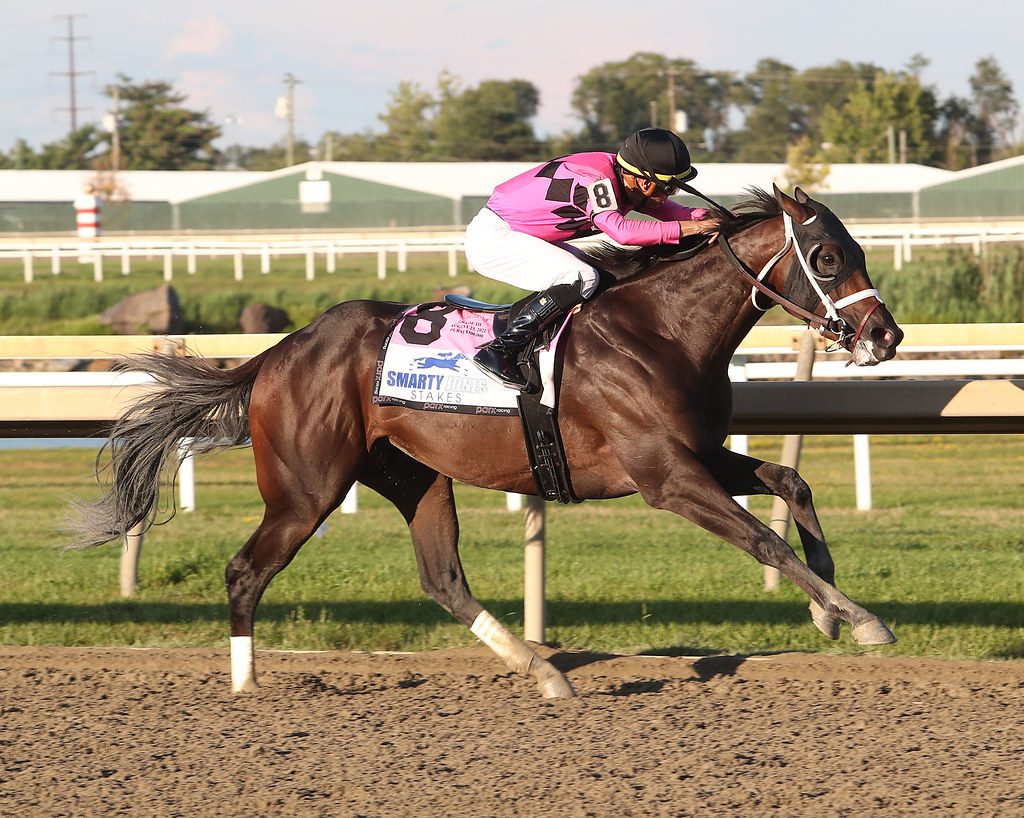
[0,645,1021,817]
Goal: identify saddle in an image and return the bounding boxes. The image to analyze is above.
[444,293,581,504]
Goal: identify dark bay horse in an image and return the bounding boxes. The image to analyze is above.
[69,185,903,699]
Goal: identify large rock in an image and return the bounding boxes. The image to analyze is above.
[431,284,472,302]
[99,284,184,335]
[239,304,291,333]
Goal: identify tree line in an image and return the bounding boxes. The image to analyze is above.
[2,52,1019,173]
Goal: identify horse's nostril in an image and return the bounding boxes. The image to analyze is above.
[871,326,896,346]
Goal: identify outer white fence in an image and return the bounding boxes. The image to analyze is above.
[3,235,469,284]
[6,220,1024,281]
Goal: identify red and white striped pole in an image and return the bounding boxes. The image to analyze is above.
[75,183,101,262]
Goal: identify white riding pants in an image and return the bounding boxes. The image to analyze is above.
[464,207,600,298]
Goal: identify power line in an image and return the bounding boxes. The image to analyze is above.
[51,13,93,134]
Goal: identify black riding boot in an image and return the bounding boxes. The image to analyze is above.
[473,287,573,390]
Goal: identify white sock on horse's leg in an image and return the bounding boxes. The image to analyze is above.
[470,611,536,675]
[230,635,258,692]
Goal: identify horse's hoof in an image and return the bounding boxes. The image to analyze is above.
[809,602,840,640]
[537,672,576,699]
[851,619,897,645]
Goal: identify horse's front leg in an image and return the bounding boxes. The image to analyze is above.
[622,441,895,645]
[704,446,841,639]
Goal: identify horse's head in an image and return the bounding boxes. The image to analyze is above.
[770,184,903,365]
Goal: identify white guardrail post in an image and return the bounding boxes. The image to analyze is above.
[523,495,546,644]
[764,329,817,593]
[854,434,873,511]
[178,439,196,513]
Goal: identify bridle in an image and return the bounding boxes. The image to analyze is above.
[716,210,884,351]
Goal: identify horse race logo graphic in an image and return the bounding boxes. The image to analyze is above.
[412,351,467,371]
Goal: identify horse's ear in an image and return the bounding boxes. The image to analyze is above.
[773,182,815,224]
[793,186,810,204]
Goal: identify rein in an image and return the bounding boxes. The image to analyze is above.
[716,211,883,348]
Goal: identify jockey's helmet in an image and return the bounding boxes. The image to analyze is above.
[615,128,696,192]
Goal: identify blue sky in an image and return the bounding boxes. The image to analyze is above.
[3,1,1023,153]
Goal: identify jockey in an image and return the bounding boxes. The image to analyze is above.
[465,127,720,390]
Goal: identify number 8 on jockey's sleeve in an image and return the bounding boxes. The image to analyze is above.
[464,127,720,390]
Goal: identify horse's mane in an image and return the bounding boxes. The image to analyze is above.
[580,186,781,279]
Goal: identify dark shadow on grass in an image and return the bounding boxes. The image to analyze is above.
[0,598,1021,630]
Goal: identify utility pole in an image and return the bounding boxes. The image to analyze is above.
[666,66,677,133]
[283,72,302,166]
[109,85,121,172]
[52,14,92,134]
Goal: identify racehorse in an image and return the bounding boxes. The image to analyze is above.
[68,185,903,699]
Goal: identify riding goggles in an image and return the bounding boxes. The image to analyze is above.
[615,154,697,195]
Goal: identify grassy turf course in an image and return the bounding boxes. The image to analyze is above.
[1,434,1021,660]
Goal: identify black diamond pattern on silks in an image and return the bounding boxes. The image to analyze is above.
[554,218,592,237]
[545,178,573,203]
[573,184,589,210]
[535,160,563,179]
[547,205,590,238]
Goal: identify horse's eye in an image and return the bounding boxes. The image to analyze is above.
[821,253,836,266]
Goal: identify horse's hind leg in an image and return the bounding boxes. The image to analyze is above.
[359,442,575,699]
[225,436,360,692]
[705,447,841,639]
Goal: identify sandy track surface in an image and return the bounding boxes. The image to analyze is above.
[0,646,1021,817]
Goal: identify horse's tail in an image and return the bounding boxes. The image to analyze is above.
[65,349,271,549]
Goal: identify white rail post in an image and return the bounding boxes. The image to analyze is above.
[163,251,173,282]
[523,495,546,644]
[120,522,144,598]
[854,434,873,511]
[233,251,244,281]
[764,330,816,592]
[93,252,104,282]
[506,492,523,512]
[447,247,458,278]
[261,245,270,274]
[305,249,315,281]
[729,356,749,511]
[397,240,408,273]
[187,245,197,274]
[51,247,61,275]
[178,438,196,512]
[893,241,902,272]
[377,249,387,280]
[121,245,131,275]
[326,242,336,273]
[22,253,33,283]
[341,484,358,514]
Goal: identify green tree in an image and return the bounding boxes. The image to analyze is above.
[374,80,437,160]
[106,75,221,170]
[236,140,313,170]
[1,127,104,169]
[781,135,830,191]
[569,52,733,154]
[969,56,1019,161]
[731,59,801,161]
[819,71,932,163]
[934,95,983,169]
[793,61,887,139]
[434,79,542,160]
